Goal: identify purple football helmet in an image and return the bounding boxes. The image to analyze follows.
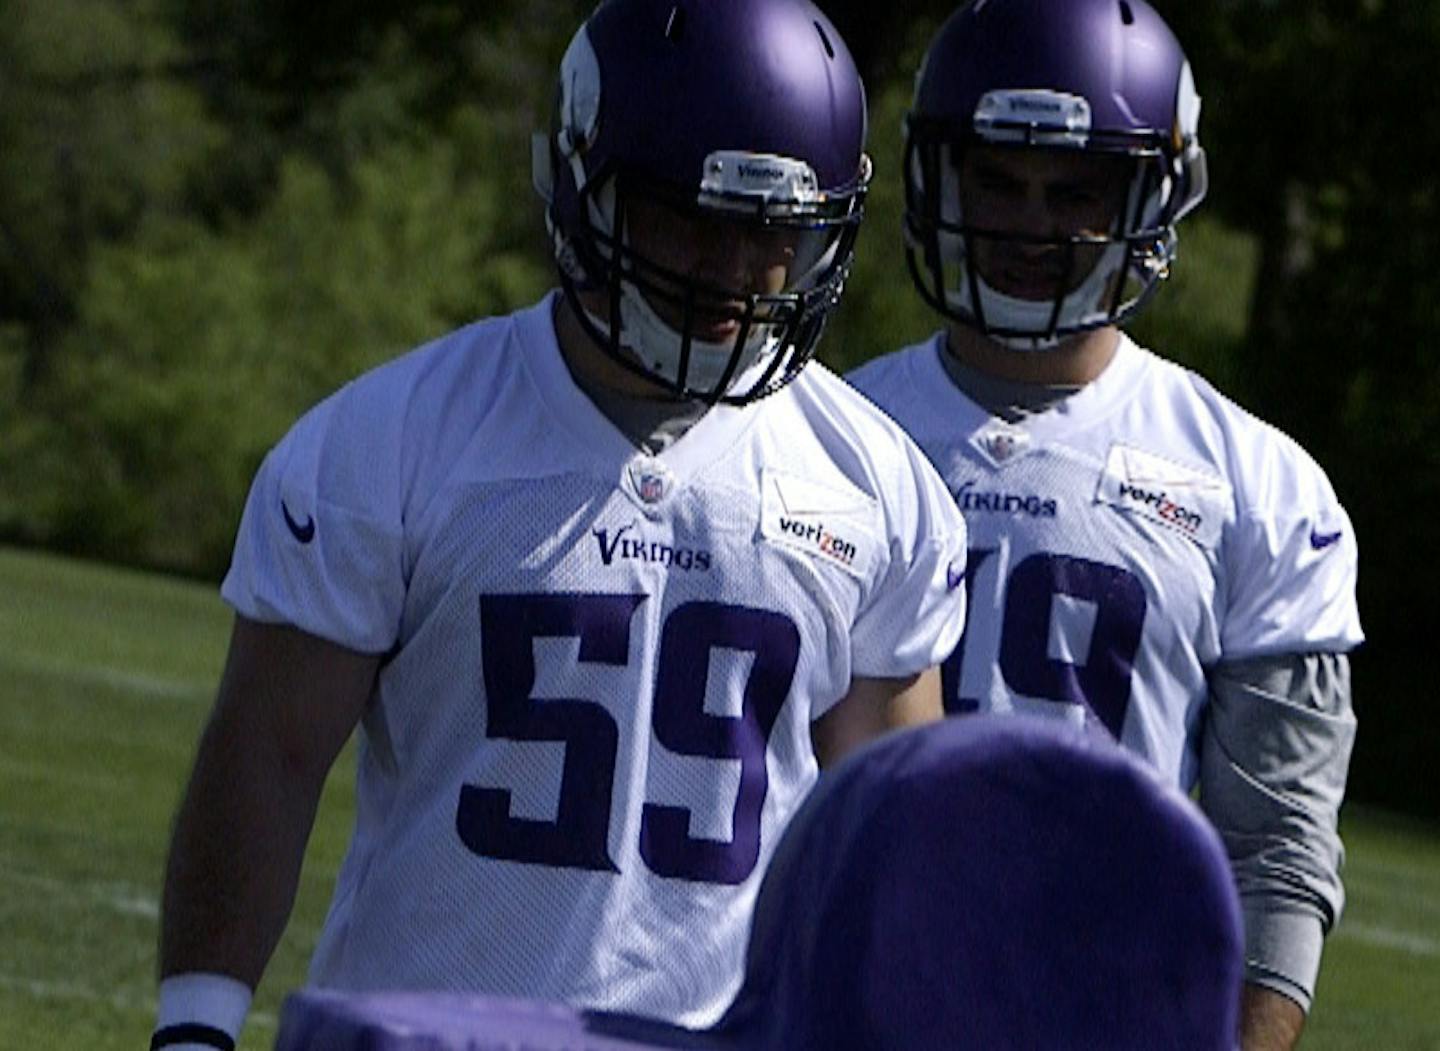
[532,0,871,403]
[904,0,1208,349]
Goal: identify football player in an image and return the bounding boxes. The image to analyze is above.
[151,2,967,1049]
[846,2,1361,1049]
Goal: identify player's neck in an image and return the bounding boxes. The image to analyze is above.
[944,323,1120,387]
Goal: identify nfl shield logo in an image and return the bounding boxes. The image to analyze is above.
[974,424,1031,466]
[628,459,673,505]
[986,433,1017,461]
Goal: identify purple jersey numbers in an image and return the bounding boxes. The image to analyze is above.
[458,593,800,885]
[643,602,799,885]
[943,550,1146,739]
[939,547,997,713]
[459,593,646,872]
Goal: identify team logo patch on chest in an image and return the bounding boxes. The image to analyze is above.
[758,469,878,579]
[1095,444,1230,547]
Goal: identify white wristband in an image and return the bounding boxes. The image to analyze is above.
[153,972,252,1050]
[1242,906,1325,1012]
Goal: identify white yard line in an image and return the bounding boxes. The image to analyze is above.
[0,865,159,920]
[1334,920,1440,958]
[1,651,212,702]
[0,972,152,1015]
[0,971,278,1030]
[0,861,328,940]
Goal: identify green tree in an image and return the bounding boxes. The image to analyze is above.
[4,25,557,573]
[0,0,222,386]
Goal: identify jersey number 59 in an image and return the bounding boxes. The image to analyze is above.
[456,593,800,886]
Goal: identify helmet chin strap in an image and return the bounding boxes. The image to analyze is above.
[615,283,781,393]
[575,289,781,397]
[947,240,1127,351]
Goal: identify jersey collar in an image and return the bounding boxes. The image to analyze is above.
[920,330,1152,447]
[516,291,767,502]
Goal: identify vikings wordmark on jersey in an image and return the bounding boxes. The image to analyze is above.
[849,334,1362,789]
[222,295,966,1027]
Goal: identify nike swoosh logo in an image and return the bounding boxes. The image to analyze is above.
[282,500,315,544]
[1310,529,1342,550]
[946,561,965,591]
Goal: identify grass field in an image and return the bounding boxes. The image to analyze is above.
[0,543,1436,1049]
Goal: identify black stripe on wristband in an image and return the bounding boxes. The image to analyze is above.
[150,1022,236,1050]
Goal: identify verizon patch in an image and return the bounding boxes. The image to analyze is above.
[759,470,878,579]
[1095,444,1230,548]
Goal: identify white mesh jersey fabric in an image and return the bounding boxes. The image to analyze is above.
[221,294,966,1027]
[848,333,1362,790]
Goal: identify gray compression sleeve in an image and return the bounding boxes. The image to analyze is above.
[1200,652,1357,1011]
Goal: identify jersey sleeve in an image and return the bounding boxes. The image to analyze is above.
[221,376,409,654]
[1200,652,1357,1010]
[1221,435,1363,658]
[849,439,968,680]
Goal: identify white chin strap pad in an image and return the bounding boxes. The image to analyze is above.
[615,285,780,393]
[944,240,1127,351]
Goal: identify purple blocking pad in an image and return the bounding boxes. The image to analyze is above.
[276,716,1241,1050]
[718,715,1244,1050]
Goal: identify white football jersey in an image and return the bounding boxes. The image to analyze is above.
[848,333,1362,790]
[222,294,966,1027]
